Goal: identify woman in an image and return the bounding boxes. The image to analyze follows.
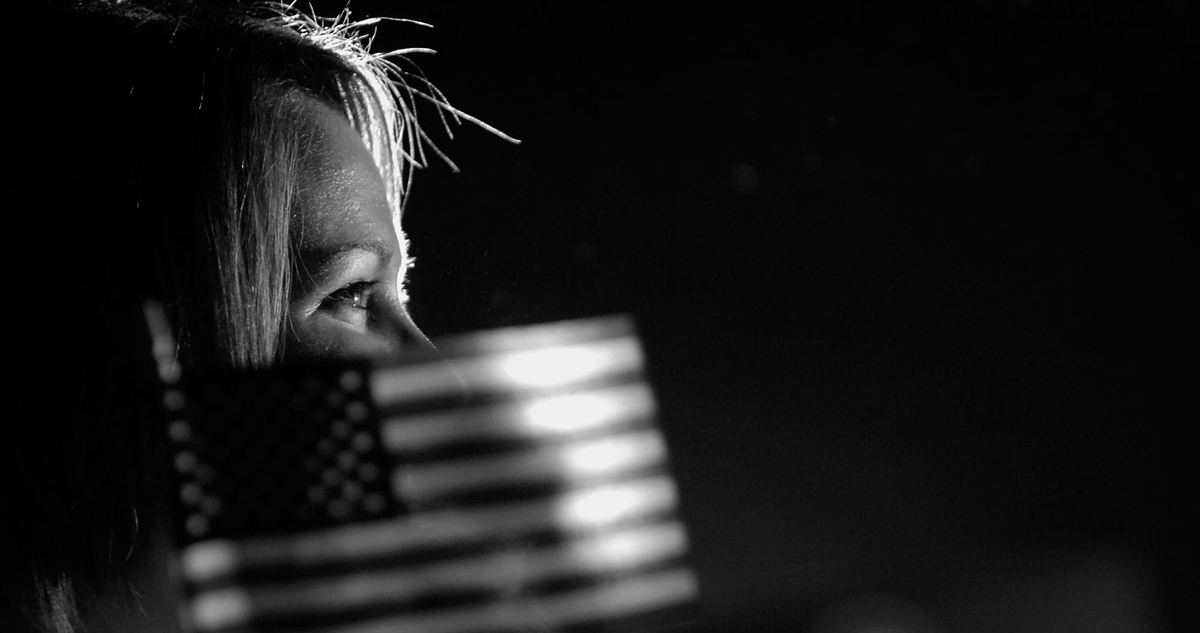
[4,1,508,630]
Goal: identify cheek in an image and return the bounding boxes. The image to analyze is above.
[283,314,398,361]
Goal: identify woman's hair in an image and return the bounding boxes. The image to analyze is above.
[5,1,501,629]
[28,0,462,369]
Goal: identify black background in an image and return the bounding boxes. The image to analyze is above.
[322,2,1192,631]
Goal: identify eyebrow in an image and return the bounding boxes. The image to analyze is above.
[298,239,395,280]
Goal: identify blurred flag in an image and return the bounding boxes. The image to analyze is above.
[164,315,698,633]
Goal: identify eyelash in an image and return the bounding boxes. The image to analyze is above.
[322,280,375,312]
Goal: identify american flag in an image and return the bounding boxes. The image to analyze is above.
[162,315,698,633]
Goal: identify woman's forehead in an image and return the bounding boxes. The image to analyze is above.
[292,96,398,260]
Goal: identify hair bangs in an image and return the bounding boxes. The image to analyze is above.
[260,3,518,226]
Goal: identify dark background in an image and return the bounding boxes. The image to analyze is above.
[324,2,1192,631]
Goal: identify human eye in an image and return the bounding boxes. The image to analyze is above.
[318,280,376,330]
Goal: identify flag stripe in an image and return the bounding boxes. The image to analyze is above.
[369,337,644,406]
[187,521,690,631]
[379,382,656,454]
[288,567,699,633]
[409,315,637,360]
[394,429,667,503]
[181,475,679,584]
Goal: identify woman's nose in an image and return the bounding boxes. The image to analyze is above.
[371,298,435,359]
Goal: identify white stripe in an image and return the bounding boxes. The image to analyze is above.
[395,429,667,502]
[370,337,643,404]
[381,382,655,452]
[307,567,699,633]
[187,521,690,631]
[521,567,698,632]
[432,315,635,356]
[181,476,679,584]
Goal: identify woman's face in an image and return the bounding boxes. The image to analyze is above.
[285,96,416,360]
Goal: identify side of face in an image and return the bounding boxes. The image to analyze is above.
[284,95,417,360]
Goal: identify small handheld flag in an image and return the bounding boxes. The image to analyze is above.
[163,315,698,633]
